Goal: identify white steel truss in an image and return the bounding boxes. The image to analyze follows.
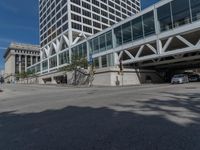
[116,29,200,66]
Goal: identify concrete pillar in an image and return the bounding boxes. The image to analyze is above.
[31,56,33,66]
[36,56,39,63]
[25,55,27,72]
[114,52,119,66]
[19,55,22,73]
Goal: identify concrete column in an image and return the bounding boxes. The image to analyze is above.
[36,56,39,63]
[99,56,102,68]
[114,52,119,66]
[67,0,72,63]
[25,55,27,72]
[57,54,59,69]
[30,56,33,66]
[19,55,22,73]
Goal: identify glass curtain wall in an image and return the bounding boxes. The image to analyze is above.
[190,0,200,21]
[143,11,155,36]
[36,64,41,72]
[171,0,191,27]
[71,42,87,58]
[132,16,143,40]
[90,31,113,54]
[157,3,173,32]
[42,60,48,71]
[59,51,69,65]
[122,22,132,44]
[49,56,57,68]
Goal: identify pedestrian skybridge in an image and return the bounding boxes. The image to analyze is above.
[89,0,200,69]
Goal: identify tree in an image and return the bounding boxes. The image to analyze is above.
[59,55,88,85]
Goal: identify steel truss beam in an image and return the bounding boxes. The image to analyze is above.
[117,30,200,65]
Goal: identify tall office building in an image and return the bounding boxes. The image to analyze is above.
[39,0,140,67]
[39,0,140,47]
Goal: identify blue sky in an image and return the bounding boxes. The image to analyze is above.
[0,0,158,70]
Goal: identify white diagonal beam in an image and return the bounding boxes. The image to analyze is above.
[118,51,123,61]
[196,39,200,46]
[136,45,144,58]
[146,44,157,54]
[52,42,58,52]
[162,37,173,52]
[72,36,81,45]
[176,35,194,47]
[124,50,134,59]
[63,35,70,46]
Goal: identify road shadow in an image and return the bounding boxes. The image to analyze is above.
[0,100,200,150]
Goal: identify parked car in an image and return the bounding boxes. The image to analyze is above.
[171,74,189,84]
[188,74,200,82]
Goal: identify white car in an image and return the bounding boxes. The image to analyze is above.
[171,74,189,84]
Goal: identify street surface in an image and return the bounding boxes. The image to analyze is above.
[0,83,200,150]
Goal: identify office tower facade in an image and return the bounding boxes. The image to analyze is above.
[38,0,141,73]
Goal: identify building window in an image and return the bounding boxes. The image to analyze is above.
[49,56,57,68]
[42,60,48,71]
[191,0,200,21]
[157,3,173,32]
[132,16,143,40]
[122,21,132,44]
[171,0,191,28]
[114,26,122,46]
[143,11,155,36]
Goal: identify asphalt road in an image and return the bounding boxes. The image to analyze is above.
[0,83,200,150]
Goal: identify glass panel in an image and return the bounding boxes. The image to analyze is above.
[51,46,56,55]
[78,44,83,57]
[143,11,155,36]
[93,37,99,53]
[157,3,173,32]
[99,34,106,52]
[114,26,122,46]
[122,22,132,44]
[106,31,113,50]
[82,42,87,57]
[42,60,48,71]
[101,55,107,68]
[132,16,143,40]
[49,56,57,68]
[89,40,93,53]
[59,52,68,65]
[171,0,191,28]
[190,0,200,21]
[36,64,40,72]
[93,57,99,68]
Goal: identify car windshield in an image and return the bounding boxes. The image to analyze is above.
[173,74,185,78]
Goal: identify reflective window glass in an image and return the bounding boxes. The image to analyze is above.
[101,55,107,68]
[114,26,123,46]
[122,22,132,44]
[49,56,57,68]
[190,0,200,21]
[171,0,191,28]
[93,37,99,53]
[132,16,143,40]
[42,60,48,70]
[143,11,155,36]
[157,3,173,32]
[99,34,106,52]
[106,31,113,50]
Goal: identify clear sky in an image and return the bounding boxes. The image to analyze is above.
[0,0,159,70]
